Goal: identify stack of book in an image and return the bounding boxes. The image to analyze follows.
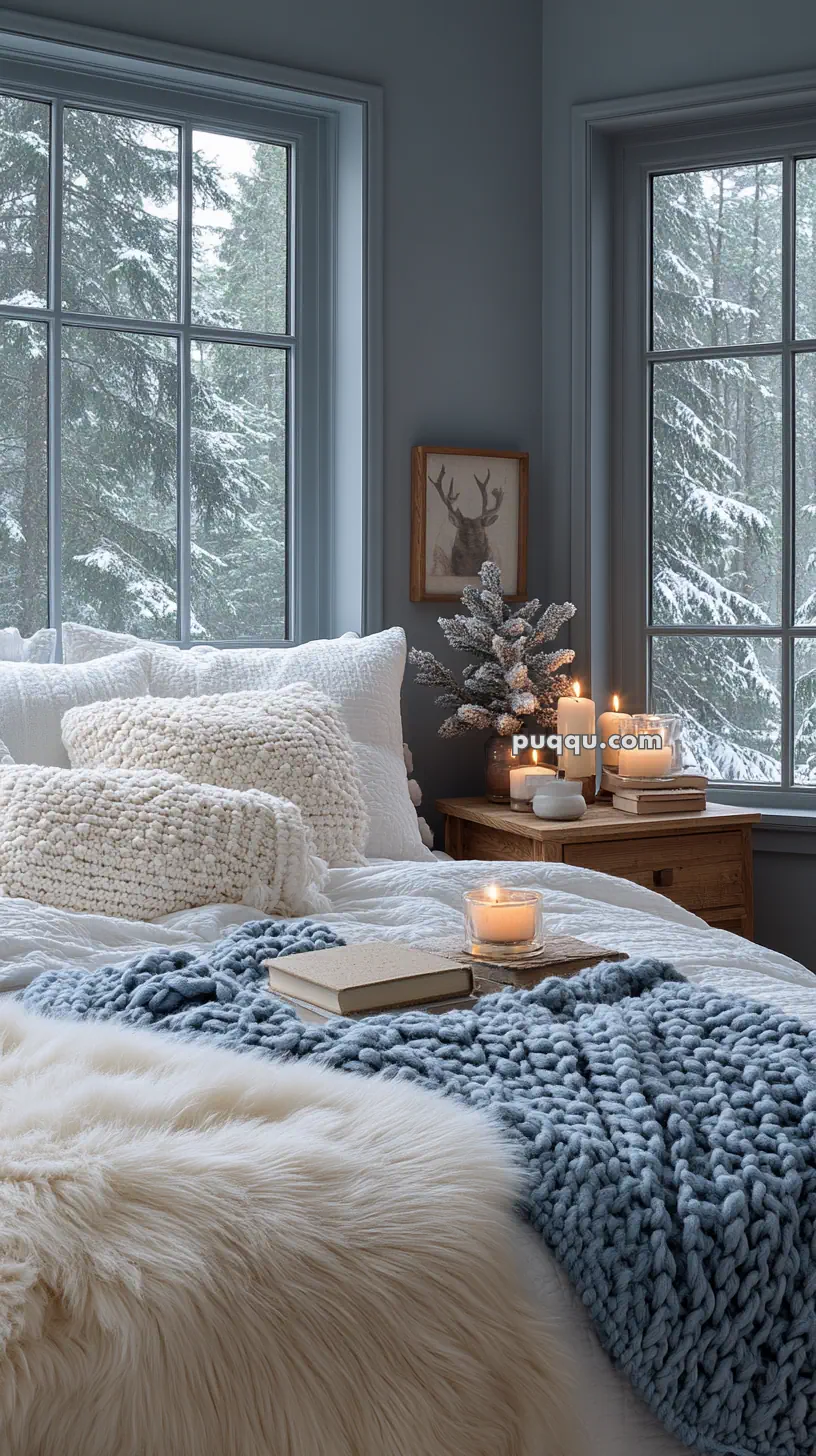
[601,769,708,814]
[263,942,476,1022]
[264,935,628,1021]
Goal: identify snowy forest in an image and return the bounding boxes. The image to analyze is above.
[651,158,816,783]
[0,95,288,643]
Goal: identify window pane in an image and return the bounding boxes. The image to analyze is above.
[795,352,816,623]
[795,159,816,338]
[61,327,178,635]
[191,342,286,639]
[652,356,782,626]
[63,109,179,321]
[794,640,816,783]
[652,163,783,351]
[0,94,49,309]
[192,131,288,335]
[651,634,781,782]
[0,319,48,631]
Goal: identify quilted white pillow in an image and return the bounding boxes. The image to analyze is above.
[0,650,151,766]
[145,629,433,863]
[0,626,56,663]
[0,766,329,921]
[62,685,369,869]
[61,622,218,663]
[0,650,152,766]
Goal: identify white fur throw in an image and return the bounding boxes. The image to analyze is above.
[0,1001,577,1456]
[0,766,329,920]
[62,684,369,869]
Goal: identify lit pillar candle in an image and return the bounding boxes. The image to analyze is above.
[617,741,673,778]
[597,695,634,770]
[557,680,596,779]
[508,749,556,806]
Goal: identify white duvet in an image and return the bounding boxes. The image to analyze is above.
[1,855,813,1456]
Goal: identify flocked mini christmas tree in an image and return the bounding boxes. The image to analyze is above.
[409,561,576,738]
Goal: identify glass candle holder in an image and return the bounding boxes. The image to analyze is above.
[508,763,556,812]
[618,713,683,778]
[485,737,533,802]
[463,886,544,959]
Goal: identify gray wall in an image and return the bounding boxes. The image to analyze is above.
[542,0,816,969]
[5,0,544,828]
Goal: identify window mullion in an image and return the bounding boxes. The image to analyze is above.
[177,120,193,647]
[47,99,63,648]
[782,153,795,787]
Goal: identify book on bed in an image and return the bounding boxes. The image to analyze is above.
[451,935,626,991]
[272,988,480,1023]
[264,942,473,1016]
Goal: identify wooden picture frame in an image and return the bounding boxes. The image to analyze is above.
[410,446,529,602]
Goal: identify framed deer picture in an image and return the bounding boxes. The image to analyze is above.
[410,445,529,601]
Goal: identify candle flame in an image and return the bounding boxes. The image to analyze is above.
[612,694,619,712]
[532,748,538,764]
[486,883,500,902]
[572,680,580,698]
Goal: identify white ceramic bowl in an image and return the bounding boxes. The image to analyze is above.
[532,779,587,821]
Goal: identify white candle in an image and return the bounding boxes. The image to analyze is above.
[557,680,596,779]
[597,696,634,769]
[468,885,537,944]
[617,743,673,778]
[508,751,556,802]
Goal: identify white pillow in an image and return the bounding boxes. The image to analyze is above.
[0,650,151,766]
[62,685,369,869]
[146,629,433,862]
[61,622,217,663]
[0,626,56,663]
[0,765,329,921]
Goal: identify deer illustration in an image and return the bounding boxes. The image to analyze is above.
[429,465,505,575]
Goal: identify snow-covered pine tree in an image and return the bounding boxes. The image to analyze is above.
[190,139,288,638]
[651,163,785,780]
[0,100,287,639]
[409,561,576,738]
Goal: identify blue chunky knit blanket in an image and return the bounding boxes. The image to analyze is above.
[21,918,816,1456]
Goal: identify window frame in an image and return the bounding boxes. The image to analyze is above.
[616,114,816,808]
[0,23,381,648]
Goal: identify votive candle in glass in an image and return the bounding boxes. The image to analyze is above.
[508,750,556,811]
[463,885,543,959]
[617,713,673,778]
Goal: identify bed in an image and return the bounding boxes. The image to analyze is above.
[1,622,814,1453]
[2,853,813,1456]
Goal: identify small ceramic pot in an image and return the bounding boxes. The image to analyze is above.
[532,779,586,821]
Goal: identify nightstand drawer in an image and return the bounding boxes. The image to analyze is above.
[563,830,744,912]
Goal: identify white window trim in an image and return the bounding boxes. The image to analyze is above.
[0,7,383,646]
[571,66,816,812]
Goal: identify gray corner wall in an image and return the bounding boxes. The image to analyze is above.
[5,0,544,826]
[542,0,816,970]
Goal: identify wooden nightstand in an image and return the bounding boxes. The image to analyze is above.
[436,797,761,938]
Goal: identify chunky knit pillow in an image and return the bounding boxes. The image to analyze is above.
[0,766,329,921]
[62,684,369,868]
[144,629,433,863]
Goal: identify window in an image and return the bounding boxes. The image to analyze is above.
[0,32,373,648]
[618,122,816,798]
